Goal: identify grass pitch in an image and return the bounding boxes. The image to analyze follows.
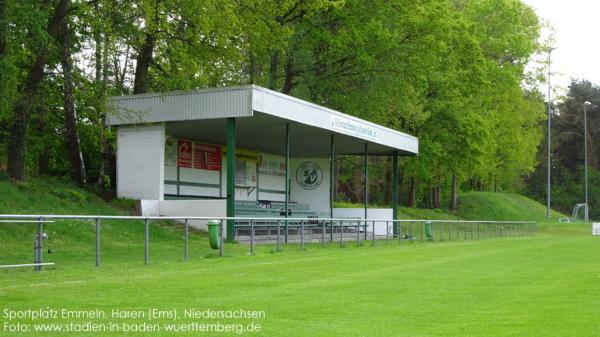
[0,178,598,336]
[1,223,599,337]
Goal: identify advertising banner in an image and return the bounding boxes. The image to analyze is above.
[194,143,222,171]
[177,140,193,168]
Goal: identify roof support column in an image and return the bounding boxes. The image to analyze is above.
[364,143,368,240]
[330,134,335,242]
[284,122,290,244]
[392,151,399,236]
[226,118,236,241]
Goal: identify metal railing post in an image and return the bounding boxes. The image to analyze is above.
[36,217,43,271]
[219,219,224,257]
[33,238,38,271]
[321,221,325,247]
[386,221,389,243]
[96,218,101,267]
[372,221,376,246]
[301,221,305,251]
[184,219,189,261]
[357,221,361,246]
[441,223,444,241]
[521,223,524,237]
[330,220,334,242]
[144,219,149,265]
[340,220,344,247]
[276,220,281,252]
[250,220,255,256]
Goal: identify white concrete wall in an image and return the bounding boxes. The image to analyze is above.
[117,124,165,200]
[290,158,330,212]
[139,199,160,216]
[160,136,335,212]
[158,200,227,232]
[333,208,393,235]
[257,153,286,202]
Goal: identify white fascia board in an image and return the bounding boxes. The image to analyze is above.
[251,86,418,154]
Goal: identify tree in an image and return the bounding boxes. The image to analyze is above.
[58,0,86,185]
[527,79,600,219]
[6,0,69,180]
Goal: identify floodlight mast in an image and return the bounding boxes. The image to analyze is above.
[584,101,592,222]
[547,47,555,219]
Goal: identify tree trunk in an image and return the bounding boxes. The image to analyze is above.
[133,31,155,94]
[38,152,49,175]
[428,183,433,209]
[95,14,108,188]
[282,52,294,94]
[0,0,6,56]
[451,174,457,211]
[407,176,416,207]
[109,146,117,191]
[6,0,68,180]
[248,51,256,84]
[33,118,50,176]
[94,3,102,84]
[268,50,280,90]
[59,4,86,185]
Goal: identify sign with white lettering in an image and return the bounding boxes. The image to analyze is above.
[194,143,221,171]
[177,140,193,168]
[331,115,377,140]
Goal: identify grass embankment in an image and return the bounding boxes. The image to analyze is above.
[340,191,568,221]
[1,178,598,336]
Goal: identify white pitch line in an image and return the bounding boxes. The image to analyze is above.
[0,263,55,269]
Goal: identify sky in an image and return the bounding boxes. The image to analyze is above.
[522,0,600,99]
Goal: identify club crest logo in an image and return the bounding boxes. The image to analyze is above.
[296,162,323,190]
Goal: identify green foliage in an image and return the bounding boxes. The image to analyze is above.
[0,177,116,214]
[1,213,598,336]
[0,0,549,211]
[526,80,600,221]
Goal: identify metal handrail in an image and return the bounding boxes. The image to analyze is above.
[0,214,535,224]
[0,214,537,270]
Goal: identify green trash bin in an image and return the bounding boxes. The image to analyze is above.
[425,221,433,239]
[208,220,221,249]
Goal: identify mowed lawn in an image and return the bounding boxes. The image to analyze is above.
[1,223,599,337]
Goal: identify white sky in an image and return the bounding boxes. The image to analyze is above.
[522,0,600,99]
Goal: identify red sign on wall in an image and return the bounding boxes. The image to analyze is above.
[177,140,193,168]
[194,143,222,171]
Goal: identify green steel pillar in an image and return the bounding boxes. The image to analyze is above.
[330,134,335,242]
[392,151,399,236]
[284,123,290,243]
[226,118,236,241]
[364,143,368,239]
